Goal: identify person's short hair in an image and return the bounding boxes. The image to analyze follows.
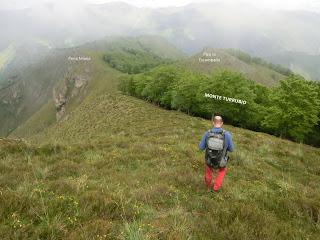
[212,112,223,122]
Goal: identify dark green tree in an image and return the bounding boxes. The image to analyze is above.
[197,70,258,127]
[171,71,205,114]
[262,75,320,142]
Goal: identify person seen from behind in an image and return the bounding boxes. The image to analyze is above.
[199,113,234,192]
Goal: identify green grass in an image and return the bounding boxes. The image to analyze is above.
[11,50,120,138]
[179,48,285,87]
[0,48,69,136]
[7,35,185,138]
[2,42,320,239]
[1,89,320,239]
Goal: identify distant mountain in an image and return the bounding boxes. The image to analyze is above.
[1,36,185,137]
[1,1,320,79]
[2,62,320,239]
[9,38,290,139]
[178,47,286,86]
[265,51,320,81]
[0,41,69,136]
[2,32,319,238]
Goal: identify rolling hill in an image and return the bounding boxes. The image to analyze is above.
[178,47,287,86]
[1,36,319,239]
[1,1,320,80]
[0,41,69,136]
[1,36,185,137]
[1,58,320,239]
[266,51,320,81]
[8,36,288,139]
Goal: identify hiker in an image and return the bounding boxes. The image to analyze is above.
[199,114,234,192]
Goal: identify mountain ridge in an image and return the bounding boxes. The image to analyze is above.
[8,37,293,138]
[1,1,320,79]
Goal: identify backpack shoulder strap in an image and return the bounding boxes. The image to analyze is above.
[221,130,228,157]
[221,130,226,142]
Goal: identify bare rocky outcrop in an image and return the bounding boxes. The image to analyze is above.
[53,66,91,121]
[53,89,67,121]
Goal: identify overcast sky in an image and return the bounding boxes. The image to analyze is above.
[1,0,319,12]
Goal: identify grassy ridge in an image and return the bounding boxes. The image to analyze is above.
[2,40,320,239]
[179,48,286,87]
[9,36,185,138]
[0,48,69,136]
[11,51,120,138]
[1,89,320,239]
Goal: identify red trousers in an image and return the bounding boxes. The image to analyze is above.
[204,165,227,191]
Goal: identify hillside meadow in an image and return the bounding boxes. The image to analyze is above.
[1,42,319,239]
[1,91,320,239]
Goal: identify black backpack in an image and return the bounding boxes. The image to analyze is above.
[205,129,228,169]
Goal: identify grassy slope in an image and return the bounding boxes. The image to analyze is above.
[86,36,187,61]
[0,48,69,136]
[134,35,187,60]
[179,48,285,87]
[266,52,320,81]
[10,50,111,138]
[1,52,320,239]
[11,36,185,138]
